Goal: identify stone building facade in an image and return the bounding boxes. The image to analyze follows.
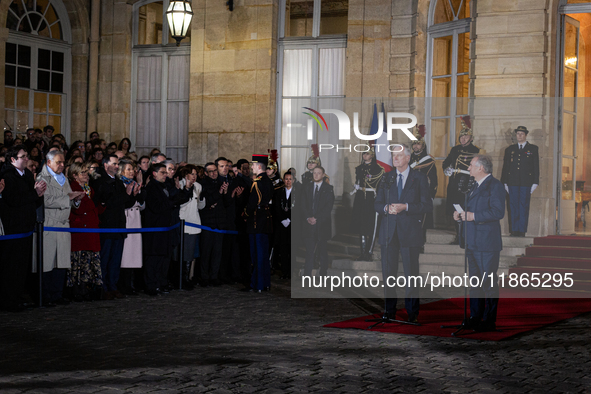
[1,0,590,236]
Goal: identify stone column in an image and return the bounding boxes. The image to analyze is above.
[86,0,101,138]
[97,0,132,144]
[473,0,554,236]
[0,27,8,131]
[187,0,278,165]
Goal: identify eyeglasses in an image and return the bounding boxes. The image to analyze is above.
[157,170,167,175]
[81,170,89,174]
[17,154,29,159]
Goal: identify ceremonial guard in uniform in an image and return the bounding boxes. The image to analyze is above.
[410,125,438,248]
[302,144,329,185]
[442,116,480,242]
[243,154,273,292]
[501,126,539,236]
[266,150,284,195]
[350,148,385,260]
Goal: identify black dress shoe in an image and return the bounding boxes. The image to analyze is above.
[41,301,56,308]
[158,287,170,295]
[464,316,481,330]
[407,315,419,324]
[54,298,70,305]
[199,280,209,288]
[475,321,496,332]
[382,311,396,320]
[72,295,84,302]
[144,289,159,296]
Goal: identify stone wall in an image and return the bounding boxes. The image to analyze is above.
[97,0,133,145]
[188,0,278,165]
[473,0,556,236]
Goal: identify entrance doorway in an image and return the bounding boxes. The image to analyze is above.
[558,11,591,235]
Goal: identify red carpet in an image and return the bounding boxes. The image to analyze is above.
[324,291,591,340]
[510,235,591,293]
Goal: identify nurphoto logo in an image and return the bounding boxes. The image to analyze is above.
[301,107,418,152]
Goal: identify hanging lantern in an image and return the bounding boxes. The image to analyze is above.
[166,0,194,46]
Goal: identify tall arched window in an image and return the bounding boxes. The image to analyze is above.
[131,0,191,162]
[426,0,471,198]
[4,0,72,138]
[276,0,347,194]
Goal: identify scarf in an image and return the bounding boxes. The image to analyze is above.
[46,165,66,187]
[120,175,134,185]
[82,183,91,199]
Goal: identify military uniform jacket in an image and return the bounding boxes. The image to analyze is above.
[442,143,480,177]
[442,142,480,214]
[501,142,539,187]
[245,172,273,234]
[410,150,438,199]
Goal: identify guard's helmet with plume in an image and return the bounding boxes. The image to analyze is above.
[412,124,426,148]
[459,116,473,137]
[307,144,321,166]
[267,149,278,172]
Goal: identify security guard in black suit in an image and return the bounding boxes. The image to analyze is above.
[501,126,539,236]
[442,116,480,242]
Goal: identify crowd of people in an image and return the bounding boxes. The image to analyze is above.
[0,127,322,313]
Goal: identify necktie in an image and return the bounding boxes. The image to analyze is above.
[313,184,320,213]
[519,144,523,151]
[397,174,403,200]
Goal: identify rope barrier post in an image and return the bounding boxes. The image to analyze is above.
[36,221,44,308]
[179,220,185,290]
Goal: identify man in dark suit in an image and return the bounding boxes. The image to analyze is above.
[0,145,46,312]
[273,171,293,279]
[501,126,539,236]
[91,154,138,299]
[302,166,335,276]
[454,154,505,332]
[233,158,252,288]
[199,162,230,287]
[374,144,433,323]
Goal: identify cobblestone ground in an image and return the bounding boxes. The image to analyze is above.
[0,279,590,393]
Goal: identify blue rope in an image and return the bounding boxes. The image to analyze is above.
[185,222,238,235]
[2,221,239,238]
[44,222,181,233]
[0,231,34,240]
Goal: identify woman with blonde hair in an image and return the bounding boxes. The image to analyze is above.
[68,162,103,301]
[118,159,145,295]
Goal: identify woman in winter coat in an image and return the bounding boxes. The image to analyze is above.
[68,162,104,301]
[118,159,145,295]
[178,165,206,289]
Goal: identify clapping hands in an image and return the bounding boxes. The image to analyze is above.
[34,180,47,197]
